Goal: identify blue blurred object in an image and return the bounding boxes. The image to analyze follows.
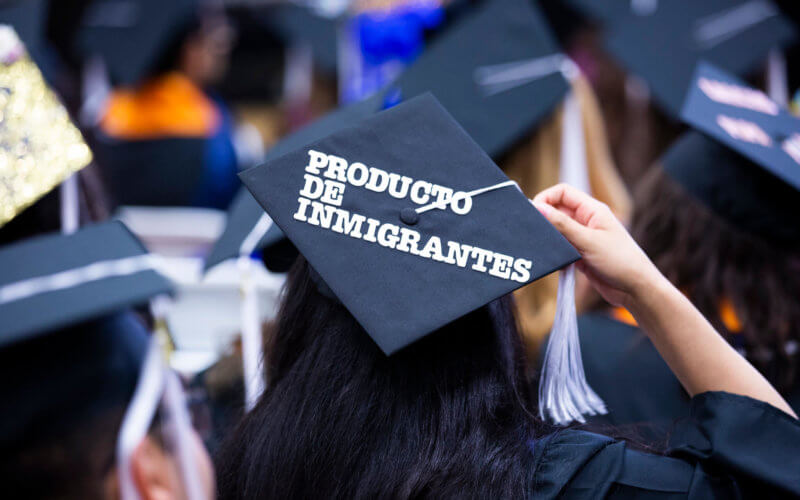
[340,1,443,103]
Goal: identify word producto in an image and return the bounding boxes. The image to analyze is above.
[292,150,533,283]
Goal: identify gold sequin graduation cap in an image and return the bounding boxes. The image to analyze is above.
[0,25,92,228]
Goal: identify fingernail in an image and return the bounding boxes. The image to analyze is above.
[533,202,551,217]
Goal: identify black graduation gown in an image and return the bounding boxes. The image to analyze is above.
[577,312,800,425]
[531,392,800,498]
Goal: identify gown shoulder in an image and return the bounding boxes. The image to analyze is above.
[531,392,800,498]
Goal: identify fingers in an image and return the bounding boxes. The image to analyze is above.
[533,184,610,226]
[534,201,592,252]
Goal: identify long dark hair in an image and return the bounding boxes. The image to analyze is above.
[632,168,800,393]
[215,258,548,499]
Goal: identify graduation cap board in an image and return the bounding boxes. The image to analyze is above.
[204,93,383,270]
[258,3,340,75]
[76,0,199,87]
[239,93,580,355]
[604,0,797,117]
[388,0,570,159]
[0,0,48,67]
[0,222,170,345]
[663,61,800,244]
[0,26,93,228]
[0,222,204,500]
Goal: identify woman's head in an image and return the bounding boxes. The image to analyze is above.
[217,257,542,499]
[632,166,800,392]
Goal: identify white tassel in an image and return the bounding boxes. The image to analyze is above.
[238,213,274,411]
[538,72,607,425]
[539,266,606,425]
[60,174,79,235]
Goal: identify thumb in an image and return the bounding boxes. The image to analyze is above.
[534,202,592,252]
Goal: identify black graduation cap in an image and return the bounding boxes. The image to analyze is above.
[604,0,797,117]
[0,221,172,448]
[387,0,569,159]
[204,93,383,270]
[0,0,48,66]
[239,94,579,355]
[257,3,340,76]
[663,61,800,245]
[76,0,199,86]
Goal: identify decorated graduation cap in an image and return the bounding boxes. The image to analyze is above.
[76,0,200,87]
[239,93,606,423]
[388,0,570,159]
[603,0,796,117]
[0,25,93,229]
[0,222,204,499]
[663,61,800,245]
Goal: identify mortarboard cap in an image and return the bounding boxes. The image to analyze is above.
[0,221,172,449]
[663,61,800,245]
[205,93,383,270]
[604,0,797,117]
[239,93,579,355]
[0,25,93,228]
[0,0,48,67]
[388,0,570,159]
[258,3,340,75]
[76,0,200,87]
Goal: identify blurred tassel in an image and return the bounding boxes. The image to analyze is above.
[239,213,273,411]
[60,174,80,234]
[767,49,788,107]
[538,77,607,425]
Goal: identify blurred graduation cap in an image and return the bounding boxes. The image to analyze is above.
[0,0,48,67]
[257,3,340,76]
[0,222,170,446]
[563,0,660,26]
[0,25,93,229]
[664,61,800,245]
[604,0,797,117]
[388,0,570,159]
[240,94,604,423]
[205,93,383,271]
[0,221,204,498]
[76,0,200,87]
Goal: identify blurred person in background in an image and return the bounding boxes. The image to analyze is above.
[79,0,242,210]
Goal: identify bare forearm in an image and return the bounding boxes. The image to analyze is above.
[628,273,796,418]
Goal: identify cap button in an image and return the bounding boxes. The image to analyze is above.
[400,208,419,225]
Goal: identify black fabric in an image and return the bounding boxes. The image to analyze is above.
[204,94,383,271]
[532,392,800,498]
[577,312,800,424]
[0,0,48,69]
[577,312,691,427]
[0,221,172,347]
[604,0,796,117]
[240,94,579,354]
[0,312,148,450]
[93,135,206,208]
[75,0,199,86]
[389,0,568,159]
